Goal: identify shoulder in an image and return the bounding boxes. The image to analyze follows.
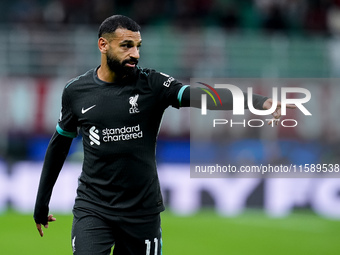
[64,69,95,89]
[136,66,177,87]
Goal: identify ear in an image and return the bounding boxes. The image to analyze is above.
[98,37,109,54]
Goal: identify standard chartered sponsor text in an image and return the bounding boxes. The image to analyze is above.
[102,124,143,142]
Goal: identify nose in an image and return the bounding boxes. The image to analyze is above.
[130,46,140,59]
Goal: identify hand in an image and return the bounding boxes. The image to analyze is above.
[36,214,56,237]
[263,98,296,125]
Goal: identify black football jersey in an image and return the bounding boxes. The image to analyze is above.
[57,66,187,216]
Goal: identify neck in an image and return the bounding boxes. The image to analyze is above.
[97,64,117,83]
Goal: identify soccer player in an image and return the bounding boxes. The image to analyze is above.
[34,15,285,255]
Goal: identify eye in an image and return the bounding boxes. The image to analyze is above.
[120,42,141,50]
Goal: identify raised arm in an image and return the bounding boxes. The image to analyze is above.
[179,86,268,110]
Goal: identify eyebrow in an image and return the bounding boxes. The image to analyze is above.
[119,39,142,45]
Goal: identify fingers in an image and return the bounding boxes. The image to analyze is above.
[47,214,56,222]
[268,108,281,125]
[286,104,297,109]
[36,223,44,237]
[36,214,56,237]
[263,98,297,111]
[44,214,56,228]
[272,107,281,119]
[267,118,280,126]
[262,98,273,110]
[272,111,280,119]
[263,98,296,125]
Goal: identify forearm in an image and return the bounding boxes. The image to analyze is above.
[34,131,73,225]
[180,87,268,110]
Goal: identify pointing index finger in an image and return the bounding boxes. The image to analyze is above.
[285,104,297,109]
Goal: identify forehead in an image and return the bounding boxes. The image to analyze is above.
[111,28,142,43]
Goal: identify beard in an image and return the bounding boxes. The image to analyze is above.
[106,52,138,78]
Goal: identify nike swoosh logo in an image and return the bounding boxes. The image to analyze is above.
[81,105,96,114]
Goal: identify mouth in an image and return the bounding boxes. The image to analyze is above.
[125,63,136,68]
[124,59,138,68]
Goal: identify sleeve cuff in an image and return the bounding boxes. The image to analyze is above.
[56,124,77,138]
[177,85,190,107]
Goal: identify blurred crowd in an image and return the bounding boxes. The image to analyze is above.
[2,0,340,36]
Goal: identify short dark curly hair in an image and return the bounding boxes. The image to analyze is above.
[98,15,141,38]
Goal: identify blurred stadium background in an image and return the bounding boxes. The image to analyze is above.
[1,0,340,254]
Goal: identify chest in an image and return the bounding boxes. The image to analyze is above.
[72,85,161,128]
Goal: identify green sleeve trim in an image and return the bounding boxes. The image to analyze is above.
[56,124,77,138]
[177,85,190,107]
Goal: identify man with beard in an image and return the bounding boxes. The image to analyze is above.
[33,15,284,255]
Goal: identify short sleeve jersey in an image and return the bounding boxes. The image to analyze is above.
[57,66,186,216]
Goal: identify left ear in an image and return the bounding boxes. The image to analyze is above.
[98,37,109,54]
